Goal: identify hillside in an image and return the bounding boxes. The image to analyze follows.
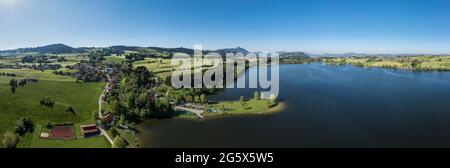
[278,51,309,59]
[0,44,83,55]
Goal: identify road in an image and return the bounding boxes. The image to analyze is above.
[98,75,113,145]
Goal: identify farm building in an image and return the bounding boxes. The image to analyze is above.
[80,124,100,138]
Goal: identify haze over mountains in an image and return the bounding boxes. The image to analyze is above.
[2,44,443,58]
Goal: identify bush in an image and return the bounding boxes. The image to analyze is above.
[109,127,119,138]
[254,92,260,100]
[112,136,127,148]
[2,132,18,148]
[44,121,54,129]
[40,97,55,107]
[66,106,75,114]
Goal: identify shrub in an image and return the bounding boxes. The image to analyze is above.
[66,106,75,114]
[112,136,127,148]
[109,127,119,138]
[254,92,260,100]
[2,132,18,148]
[44,121,54,129]
[40,97,55,107]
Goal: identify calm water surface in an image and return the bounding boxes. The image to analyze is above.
[138,63,450,147]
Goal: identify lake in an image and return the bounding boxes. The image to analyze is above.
[137,63,450,147]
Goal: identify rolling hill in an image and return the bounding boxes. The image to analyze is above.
[0,44,84,55]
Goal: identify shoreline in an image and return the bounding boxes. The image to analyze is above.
[324,62,450,71]
[175,101,286,121]
[279,61,450,72]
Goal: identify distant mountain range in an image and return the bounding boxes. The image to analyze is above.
[1,44,446,58]
[0,44,311,58]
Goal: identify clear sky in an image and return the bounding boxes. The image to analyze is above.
[1,0,450,54]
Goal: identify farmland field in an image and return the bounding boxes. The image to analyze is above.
[0,69,106,147]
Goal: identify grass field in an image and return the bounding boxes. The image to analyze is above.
[17,125,110,148]
[0,54,87,66]
[104,55,126,63]
[133,58,217,78]
[0,68,106,148]
[0,57,20,65]
[205,99,275,116]
[0,69,75,81]
[133,58,180,78]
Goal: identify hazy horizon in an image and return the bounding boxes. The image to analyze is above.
[1,43,449,56]
[1,0,450,54]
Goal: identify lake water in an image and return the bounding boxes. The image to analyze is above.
[137,63,450,147]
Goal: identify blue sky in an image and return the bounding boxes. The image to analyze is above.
[1,0,449,54]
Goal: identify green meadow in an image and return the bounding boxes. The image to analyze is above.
[204,99,279,117]
[133,58,217,78]
[104,55,126,64]
[17,125,110,148]
[133,58,178,78]
[0,69,109,148]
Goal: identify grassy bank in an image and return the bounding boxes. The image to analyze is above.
[206,99,280,116]
[177,99,282,120]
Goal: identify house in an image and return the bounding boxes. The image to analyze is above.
[80,124,100,138]
[102,113,116,125]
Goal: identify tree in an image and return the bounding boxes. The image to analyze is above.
[194,95,200,103]
[125,92,136,108]
[40,97,55,107]
[111,100,124,115]
[254,91,260,100]
[135,92,149,109]
[109,127,119,139]
[15,117,33,135]
[119,114,126,126]
[120,62,133,75]
[11,87,16,94]
[2,132,18,148]
[268,94,278,107]
[174,97,181,105]
[66,106,75,114]
[44,121,53,129]
[240,96,245,105]
[411,60,420,69]
[154,98,172,117]
[9,79,17,94]
[200,94,208,104]
[112,136,127,148]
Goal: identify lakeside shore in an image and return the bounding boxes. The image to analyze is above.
[176,101,285,120]
[319,56,450,72]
